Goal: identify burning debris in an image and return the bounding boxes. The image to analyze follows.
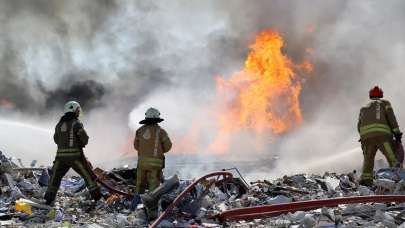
[1,150,405,227]
[175,30,313,155]
[214,30,312,136]
[209,30,310,153]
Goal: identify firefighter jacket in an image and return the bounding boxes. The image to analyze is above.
[54,113,89,157]
[134,124,172,168]
[358,99,401,140]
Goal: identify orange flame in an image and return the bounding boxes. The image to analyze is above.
[209,30,312,153]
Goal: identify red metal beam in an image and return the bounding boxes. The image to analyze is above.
[150,171,233,228]
[215,195,405,221]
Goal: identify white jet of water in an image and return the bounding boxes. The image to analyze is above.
[0,119,54,166]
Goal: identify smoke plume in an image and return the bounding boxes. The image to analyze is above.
[0,1,404,178]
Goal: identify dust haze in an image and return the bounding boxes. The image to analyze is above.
[0,1,404,178]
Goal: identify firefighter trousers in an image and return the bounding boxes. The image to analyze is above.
[136,157,163,194]
[45,155,100,203]
[360,137,398,184]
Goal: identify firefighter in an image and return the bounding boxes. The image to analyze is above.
[44,101,101,205]
[134,107,172,194]
[358,86,402,186]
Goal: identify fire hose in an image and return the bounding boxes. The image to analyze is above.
[15,164,135,198]
[89,167,235,227]
[215,195,405,222]
[150,171,233,228]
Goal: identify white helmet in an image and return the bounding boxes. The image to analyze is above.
[145,107,160,119]
[64,101,81,114]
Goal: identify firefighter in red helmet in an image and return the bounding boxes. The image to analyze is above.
[358,86,402,186]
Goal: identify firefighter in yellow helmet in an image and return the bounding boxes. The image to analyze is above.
[44,101,102,205]
[358,86,402,186]
[134,107,172,193]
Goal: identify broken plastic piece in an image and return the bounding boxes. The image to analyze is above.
[15,200,32,215]
[38,169,50,187]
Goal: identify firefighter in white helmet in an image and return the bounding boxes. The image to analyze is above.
[134,107,172,193]
[44,101,101,205]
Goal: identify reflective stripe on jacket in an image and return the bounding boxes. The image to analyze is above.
[134,124,172,160]
[358,99,400,139]
[54,117,89,156]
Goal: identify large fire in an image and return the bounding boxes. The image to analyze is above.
[208,30,313,153]
[170,30,312,155]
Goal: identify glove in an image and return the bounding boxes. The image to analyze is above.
[395,132,403,142]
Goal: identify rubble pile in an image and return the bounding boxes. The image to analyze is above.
[223,171,405,228]
[2,150,405,227]
[0,151,142,227]
[157,170,405,227]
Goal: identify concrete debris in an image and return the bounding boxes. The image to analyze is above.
[2,150,405,227]
[221,171,405,227]
[358,185,374,196]
[265,195,292,204]
[301,214,316,228]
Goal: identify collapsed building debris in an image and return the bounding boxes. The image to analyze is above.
[3,150,405,227]
[150,171,234,228]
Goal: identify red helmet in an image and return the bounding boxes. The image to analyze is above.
[369,86,383,98]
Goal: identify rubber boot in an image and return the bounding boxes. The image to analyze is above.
[140,175,179,220]
[140,174,179,209]
[44,192,56,206]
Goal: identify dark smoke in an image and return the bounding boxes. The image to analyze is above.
[1,0,405,175]
[0,0,188,116]
[44,80,106,111]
